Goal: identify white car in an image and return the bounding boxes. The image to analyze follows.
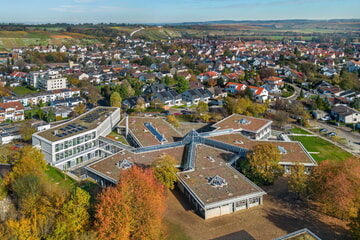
[321,116,331,121]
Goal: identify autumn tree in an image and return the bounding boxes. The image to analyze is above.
[307,157,360,220]
[167,115,180,128]
[349,208,360,240]
[48,187,91,240]
[95,165,165,240]
[273,111,290,128]
[152,154,178,190]
[244,143,283,185]
[134,97,146,113]
[224,97,267,117]
[73,103,86,116]
[110,92,122,108]
[259,68,276,79]
[288,163,308,199]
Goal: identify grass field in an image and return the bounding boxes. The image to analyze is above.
[45,165,77,190]
[289,135,352,162]
[12,86,37,95]
[289,127,313,135]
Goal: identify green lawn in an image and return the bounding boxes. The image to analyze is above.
[289,135,353,162]
[289,127,313,135]
[107,131,129,145]
[45,165,77,190]
[12,86,37,95]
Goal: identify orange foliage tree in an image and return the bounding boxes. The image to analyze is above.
[308,157,360,220]
[95,165,165,240]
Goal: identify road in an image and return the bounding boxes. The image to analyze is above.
[286,83,301,100]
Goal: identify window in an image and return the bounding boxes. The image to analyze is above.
[235,200,246,207]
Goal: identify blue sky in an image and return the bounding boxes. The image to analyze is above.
[1,0,359,24]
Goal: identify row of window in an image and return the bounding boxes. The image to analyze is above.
[55,132,96,152]
[55,141,96,162]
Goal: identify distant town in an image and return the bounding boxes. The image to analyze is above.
[0,23,359,240]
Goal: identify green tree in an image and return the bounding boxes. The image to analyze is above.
[246,143,283,185]
[151,154,178,190]
[110,92,122,108]
[196,101,208,114]
[175,76,189,94]
[141,56,153,67]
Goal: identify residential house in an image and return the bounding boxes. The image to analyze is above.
[181,88,213,105]
[330,105,360,124]
[152,90,182,108]
[261,76,284,94]
[122,95,151,109]
[0,122,22,144]
[0,101,25,122]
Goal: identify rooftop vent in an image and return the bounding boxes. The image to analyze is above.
[278,146,287,154]
[208,175,227,187]
[117,159,134,170]
[207,156,215,162]
[238,118,251,125]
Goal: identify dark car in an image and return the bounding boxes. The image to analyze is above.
[319,128,328,133]
[161,110,170,115]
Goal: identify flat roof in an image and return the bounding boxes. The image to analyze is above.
[36,107,119,142]
[118,116,183,146]
[208,133,316,165]
[213,114,272,133]
[178,144,265,206]
[87,145,185,183]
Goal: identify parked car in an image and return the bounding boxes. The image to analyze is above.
[327,132,337,137]
[319,128,328,133]
[321,115,331,121]
[161,110,170,115]
[174,112,182,116]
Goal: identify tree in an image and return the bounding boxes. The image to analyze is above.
[246,143,283,185]
[110,92,122,108]
[141,56,153,67]
[273,111,290,128]
[95,166,165,240]
[49,187,91,240]
[19,121,36,142]
[134,97,146,113]
[175,76,189,94]
[288,163,308,199]
[349,208,360,240]
[73,103,86,116]
[244,87,254,100]
[307,157,360,220]
[167,115,179,128]
[151,154,178,190]
[4,146,47,187]
[196,101,208,115]
[46,107,55,122]
[259,68,276,79]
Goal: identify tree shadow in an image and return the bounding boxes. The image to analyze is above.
[210,230,256,240]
